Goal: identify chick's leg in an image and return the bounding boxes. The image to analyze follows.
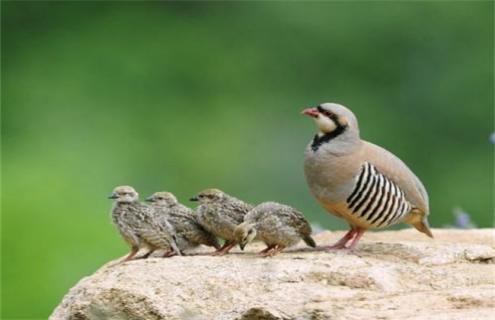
[258,244,277,255]
[212,241,236,256]
[260,245,285,257]
[270,245,286,256]
[122,246,139,262]
[215,241,231,252]
[163,250,178,257]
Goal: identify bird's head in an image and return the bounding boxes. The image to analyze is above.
[234,222,257,251]
[145,192,178,207]
[108,185,139,203]
[302,102,359,137]
[190,188,226,204]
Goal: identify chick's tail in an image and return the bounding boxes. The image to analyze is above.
[303,235,317,248]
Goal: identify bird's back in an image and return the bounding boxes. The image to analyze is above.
[197,199,252,241]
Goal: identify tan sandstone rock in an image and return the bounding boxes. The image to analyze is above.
[50,229,495,320]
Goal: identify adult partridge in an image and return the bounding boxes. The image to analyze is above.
[302,103,432,250]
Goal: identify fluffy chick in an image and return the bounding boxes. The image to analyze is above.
[109,186,181,261]
[234,202,316,256]
[191,188,253,255]
[146,191,220,254]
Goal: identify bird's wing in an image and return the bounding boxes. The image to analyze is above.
[134,203,179,250]
[363,141,429,215]
[277,206,313,237]
[224,201,253,225]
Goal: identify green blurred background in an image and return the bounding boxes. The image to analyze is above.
[2,1,493,318]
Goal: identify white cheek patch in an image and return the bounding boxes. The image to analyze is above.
[314,115,337,133]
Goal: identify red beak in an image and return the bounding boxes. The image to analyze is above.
[301,107,319,118]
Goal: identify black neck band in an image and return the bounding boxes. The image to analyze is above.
[311,124,347,152]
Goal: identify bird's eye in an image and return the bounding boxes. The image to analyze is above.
[323,110,334,117]
[316,106,334,118]
[247,229,253,234]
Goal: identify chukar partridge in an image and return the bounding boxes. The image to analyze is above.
[234,202,316,256]
[145,191,220,254]
[302,103,432,250]
[190,188,253,255]
[109,186,181,261]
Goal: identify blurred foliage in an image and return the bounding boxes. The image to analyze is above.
[1,1,493,318]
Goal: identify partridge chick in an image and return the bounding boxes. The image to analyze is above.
[146,191,220,254]
[234,202,316,256]
[302,103,432,250]
[190,188,253,255]
[109,186,181,261]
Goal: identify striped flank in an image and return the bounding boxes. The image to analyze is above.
[346,162,411,227]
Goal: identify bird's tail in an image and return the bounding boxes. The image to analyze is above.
[413,217,434,238]
[303,235,317,248]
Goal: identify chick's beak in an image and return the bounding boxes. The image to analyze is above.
[108,194,118,199]
[301,107,319,118]
[239,243,245,251]
[145,196,154,202]
[189,196,199,202]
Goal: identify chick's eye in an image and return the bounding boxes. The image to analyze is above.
[247,229,253,234]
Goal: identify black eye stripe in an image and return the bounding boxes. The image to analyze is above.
[316,106,335,118]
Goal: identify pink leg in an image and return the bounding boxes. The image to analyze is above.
[260,245,277,257]
[163,250,177,258]
[258,244,277,255]
[212,242,236,256]
[323,228,357,250]
[348,228,366,250]
[122,246,139,262]
[214,241,231,253]
[261,245,285,257]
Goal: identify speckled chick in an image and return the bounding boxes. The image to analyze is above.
[109,186,181,261]
[234,202,316,256]
[146,191,220,254]
[302,103,432,250]
[190,188,253,255]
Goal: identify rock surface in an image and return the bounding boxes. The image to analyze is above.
[50,229,495,320]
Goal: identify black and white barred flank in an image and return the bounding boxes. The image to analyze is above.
[346,162,411,227]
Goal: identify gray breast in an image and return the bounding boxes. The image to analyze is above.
[346,162,411,228]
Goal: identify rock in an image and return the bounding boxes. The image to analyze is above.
[50,229,495,320]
